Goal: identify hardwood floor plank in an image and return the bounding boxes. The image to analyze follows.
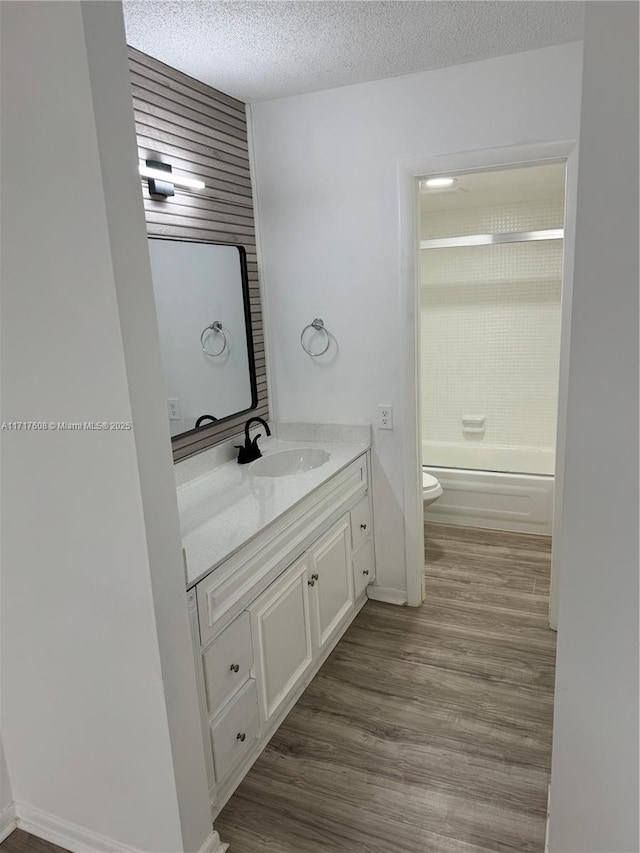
[295,661,554,773]
[425,522,552,553]
[424,577,550,616]
[268,707,551,815]
[0,830,68,853]
[339,614,556,689]
[216,522,556,852]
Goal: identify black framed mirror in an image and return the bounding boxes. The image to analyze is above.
[148,237,259,448]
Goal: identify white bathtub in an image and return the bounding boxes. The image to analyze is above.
[423,466,554,535]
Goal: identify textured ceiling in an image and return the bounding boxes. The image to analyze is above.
[123,1,584,103]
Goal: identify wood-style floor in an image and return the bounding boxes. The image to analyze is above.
[215,522,556,853]
[0,831,67,853]
[2,522,555,853]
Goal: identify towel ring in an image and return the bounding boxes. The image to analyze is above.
[300,318,331,357]
[200,321,227,357]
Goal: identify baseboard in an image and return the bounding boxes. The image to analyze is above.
[14,802,143,852]
[0,804,227,853]
[200,829,229,852]
[366,586,408,605]
[0,802,17,844]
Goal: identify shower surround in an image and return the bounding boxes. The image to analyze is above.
[420,165,565,532]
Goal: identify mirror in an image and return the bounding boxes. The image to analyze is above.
[148,238,257,438]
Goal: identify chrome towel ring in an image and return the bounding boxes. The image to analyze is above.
[200,321,227,357]
[300,318,331,357]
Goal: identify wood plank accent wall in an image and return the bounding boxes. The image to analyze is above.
[127,47,269,462]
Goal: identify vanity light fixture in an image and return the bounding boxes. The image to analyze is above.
[421,176,456,189]
[139,159,205,198]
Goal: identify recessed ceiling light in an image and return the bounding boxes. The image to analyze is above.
[421,177,456,189]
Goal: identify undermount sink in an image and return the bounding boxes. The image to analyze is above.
[250,448,331,478]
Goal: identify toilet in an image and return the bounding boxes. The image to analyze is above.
[422,469,443,507]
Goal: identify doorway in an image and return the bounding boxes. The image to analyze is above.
[398,142,578,618]
[400,152,575,851]
[419,161,566,536]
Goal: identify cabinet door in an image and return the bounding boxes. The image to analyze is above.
[248,555,313,722]
[309,515,354,650]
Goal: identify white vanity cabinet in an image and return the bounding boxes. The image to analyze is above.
[186,450,375,818]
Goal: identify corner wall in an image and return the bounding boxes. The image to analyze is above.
[1,3,212,850]
[249,42,583,596]
[549,3,639,850]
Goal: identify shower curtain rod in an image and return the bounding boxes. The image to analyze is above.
[420,228,564,250]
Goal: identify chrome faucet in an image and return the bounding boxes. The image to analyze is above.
[236,417,271,464]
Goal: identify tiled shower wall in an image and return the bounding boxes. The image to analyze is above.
[420,198,564,475]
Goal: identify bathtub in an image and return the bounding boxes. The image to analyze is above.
[423,466,554,535]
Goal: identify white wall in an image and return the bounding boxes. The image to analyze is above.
[549,3,639,851]
[421,196,564,475]
[1,3,212,851]
[249,42,583,595]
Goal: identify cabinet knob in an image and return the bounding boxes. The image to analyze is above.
[363,570,370,576]
[360,523,367,530]
[311,573,319,581]
[229,663,240,673]
[308,578,315,587]
[236,732,246,742]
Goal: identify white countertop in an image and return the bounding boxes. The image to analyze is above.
[178,436,369,588]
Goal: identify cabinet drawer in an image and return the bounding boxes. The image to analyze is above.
[353,538,374,599]
[350,495,372,551]
[210,679,259,784]
[202,612,253,718]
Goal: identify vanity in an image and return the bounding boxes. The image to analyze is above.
[177,431,376,817]
[145,220,375,821]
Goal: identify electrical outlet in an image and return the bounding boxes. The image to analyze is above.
[377,404,394,430]
[168,398,181,421]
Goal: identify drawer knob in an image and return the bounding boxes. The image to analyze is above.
[360,523,367,530]
[363,570,370,576]
[236,732,246,742]
[229,663,240,673]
